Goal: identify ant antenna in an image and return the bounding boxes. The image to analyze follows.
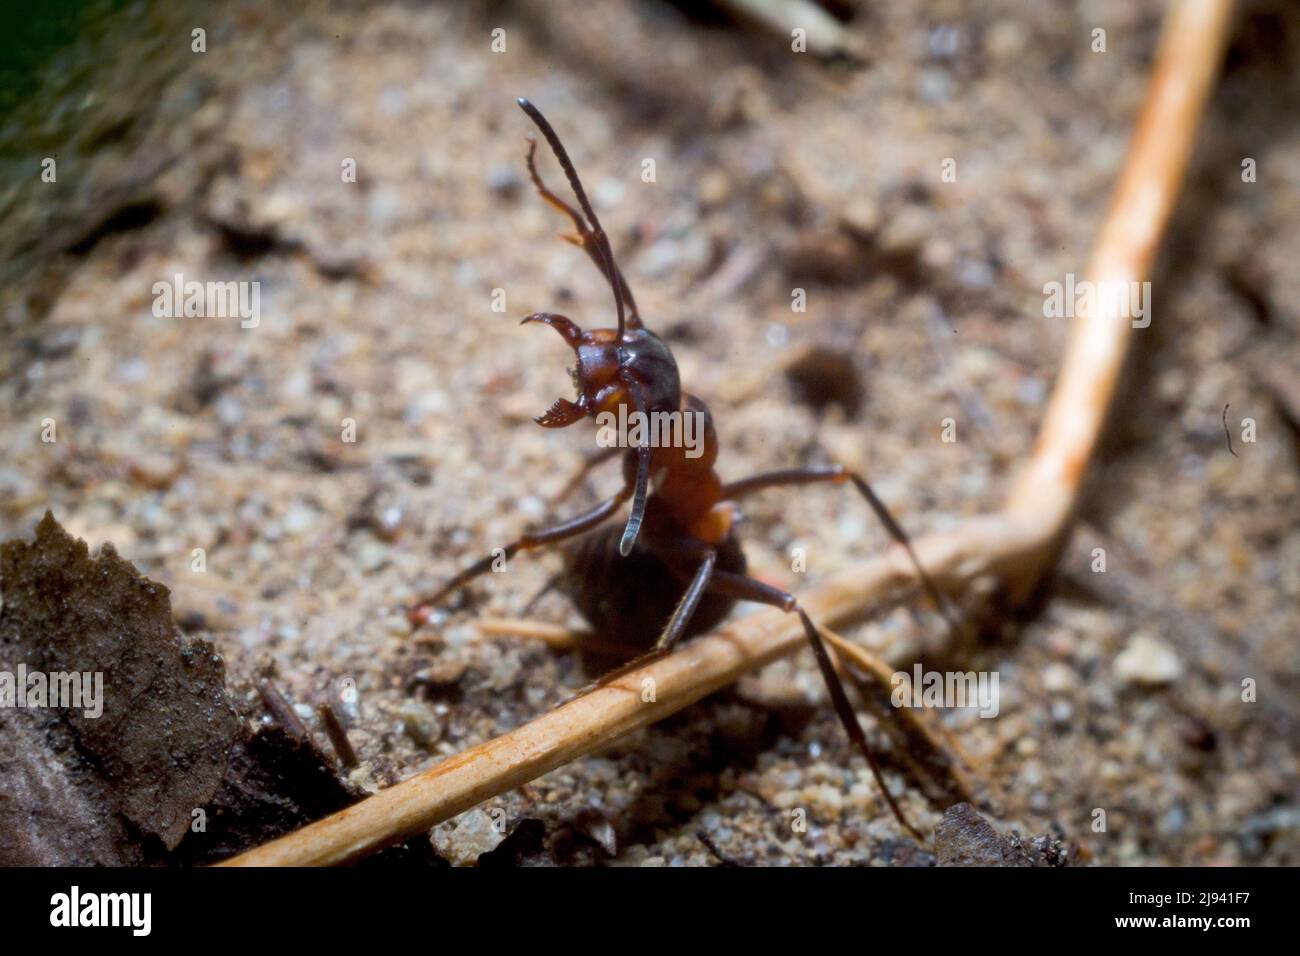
[517,97,627,340]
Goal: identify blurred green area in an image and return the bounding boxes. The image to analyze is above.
[0,0,202,292]
[0,0,133,120]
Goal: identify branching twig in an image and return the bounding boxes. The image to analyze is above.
[221,0,1236,867]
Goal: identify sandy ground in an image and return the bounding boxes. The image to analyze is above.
[1,0,1297,865]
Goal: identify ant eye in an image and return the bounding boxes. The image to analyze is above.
[568,367,579,389]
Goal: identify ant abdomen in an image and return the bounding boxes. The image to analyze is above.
[559,525,745,665]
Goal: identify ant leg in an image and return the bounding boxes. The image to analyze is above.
[521,571,563,615]
[706,570,926,841]
[578,545,717,690]
[654,549,717,654]
[547,446,621,510]
[620,443,650,556]
[722,465,958,634]
[618,380,652,556]
[411,483,631,618]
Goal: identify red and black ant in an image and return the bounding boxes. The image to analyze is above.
[412,98,956,841]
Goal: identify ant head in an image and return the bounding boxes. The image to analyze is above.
[522,316,681,428]
[514,97,673,556]
[515,98,679,432]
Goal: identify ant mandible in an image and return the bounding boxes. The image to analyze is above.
[412,97,956,841]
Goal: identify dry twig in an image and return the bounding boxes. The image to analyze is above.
[474,616,586,649]
[222,0,1237,866]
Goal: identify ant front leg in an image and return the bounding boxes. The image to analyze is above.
[655,546,718,654]
[705,570,926,842]
[618,380,653,557]
[722,465,959,635]
[577,545,719,693]
[410,482,632,623]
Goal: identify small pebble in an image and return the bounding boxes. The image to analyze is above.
[697,170,731,208]
[431,808,507,866]
[1115,633,1183,687]
[398,699,442,746]
[1042,662,1077,694]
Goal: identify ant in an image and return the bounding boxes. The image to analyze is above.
[411,98,956,842]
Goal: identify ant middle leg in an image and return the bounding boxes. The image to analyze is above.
[705,569,925,841]
[721,464,958,634]
[547,445,622,510]
[411,482,632,620]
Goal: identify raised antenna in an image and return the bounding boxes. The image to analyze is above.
[517,97,627,340]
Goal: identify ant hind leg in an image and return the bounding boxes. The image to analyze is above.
[706,569,926,841]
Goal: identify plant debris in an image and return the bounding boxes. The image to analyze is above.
[0,513,363,865]
[934,803,1069,867]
